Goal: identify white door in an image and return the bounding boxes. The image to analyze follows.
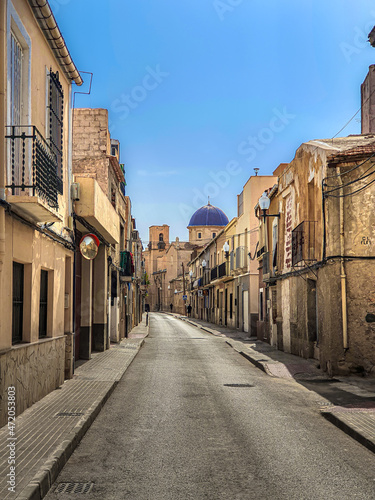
[243,290,249,333]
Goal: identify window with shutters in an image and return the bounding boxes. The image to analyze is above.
[47,69,64,194]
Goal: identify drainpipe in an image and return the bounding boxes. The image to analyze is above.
[338,174,348,350]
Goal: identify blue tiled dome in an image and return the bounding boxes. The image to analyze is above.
[188,203,229,227]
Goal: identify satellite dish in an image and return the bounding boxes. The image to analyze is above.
[79,234,100,260]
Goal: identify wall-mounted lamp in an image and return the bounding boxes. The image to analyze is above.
[223,241,230,259]
[202,259,207,268]
[259,192,280,222]
[174,289,178,294]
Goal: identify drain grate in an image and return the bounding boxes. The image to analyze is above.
[56,412,84,418]
[55,482,94,494]
[224,383,253,388]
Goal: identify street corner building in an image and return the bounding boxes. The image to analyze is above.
[257,135,375,376]
[0,0,82,426]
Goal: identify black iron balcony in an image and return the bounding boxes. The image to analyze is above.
[218,262,226,278]
[292,221,316,266]
[6,125,61,209]
[211,266,218,281]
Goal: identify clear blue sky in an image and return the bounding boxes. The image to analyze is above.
[54,0,375,244]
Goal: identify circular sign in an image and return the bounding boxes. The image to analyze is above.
[79,234,100,260]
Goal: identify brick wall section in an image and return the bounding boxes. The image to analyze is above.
[73,109,111,196]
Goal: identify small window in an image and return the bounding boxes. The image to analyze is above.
[212,233,216,238]
[198,232,202,239]
[12,262,24,344]
[39,270,48,338]
[159,233,164,242]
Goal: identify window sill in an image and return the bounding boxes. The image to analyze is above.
[3,335,66,354]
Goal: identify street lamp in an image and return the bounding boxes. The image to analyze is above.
[202,259,206,268]
[223,241,230,259]
[259,192,280,222]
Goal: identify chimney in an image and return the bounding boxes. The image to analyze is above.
[361,65,375,134]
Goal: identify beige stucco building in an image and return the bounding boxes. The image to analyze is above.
[0,0,82,425]
[187,176,276,334]
[72,108,142,360]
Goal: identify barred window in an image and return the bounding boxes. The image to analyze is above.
[10,32,22,127]
[48,69,64,194]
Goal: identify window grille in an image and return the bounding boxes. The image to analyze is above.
[10,33,23,185]
[11,32,22,127]
[48,69,64,194]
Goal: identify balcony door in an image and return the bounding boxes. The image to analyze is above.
[10,32,23,187]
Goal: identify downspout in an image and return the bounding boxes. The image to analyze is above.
[338,173,348,350]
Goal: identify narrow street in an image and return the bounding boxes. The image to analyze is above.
[46,314,375,500]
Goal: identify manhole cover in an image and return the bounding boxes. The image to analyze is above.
[56,412,84,418]
[55,482,94,494]
[224,383,253,388]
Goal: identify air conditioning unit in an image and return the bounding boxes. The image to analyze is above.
[131,230,139,240]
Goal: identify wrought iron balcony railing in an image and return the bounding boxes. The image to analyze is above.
[218,262,226,278]
[6,126,62,208]
[291,221,316,266]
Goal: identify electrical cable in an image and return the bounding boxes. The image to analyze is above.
[324,151,375,180]
[325,175,375,198]
[324,160,375,193]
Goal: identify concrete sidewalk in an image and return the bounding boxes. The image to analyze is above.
[172,313,375,455]
[0,318,149,500]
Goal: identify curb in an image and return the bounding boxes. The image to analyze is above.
[17,382,118,500]
[16,334,147,500]
[321,411,375,455]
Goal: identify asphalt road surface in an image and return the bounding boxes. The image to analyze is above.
[46,313,375,500]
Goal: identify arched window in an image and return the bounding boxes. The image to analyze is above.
[212,232,216,238]
[159,233,164,242]
[198,232,202,239]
